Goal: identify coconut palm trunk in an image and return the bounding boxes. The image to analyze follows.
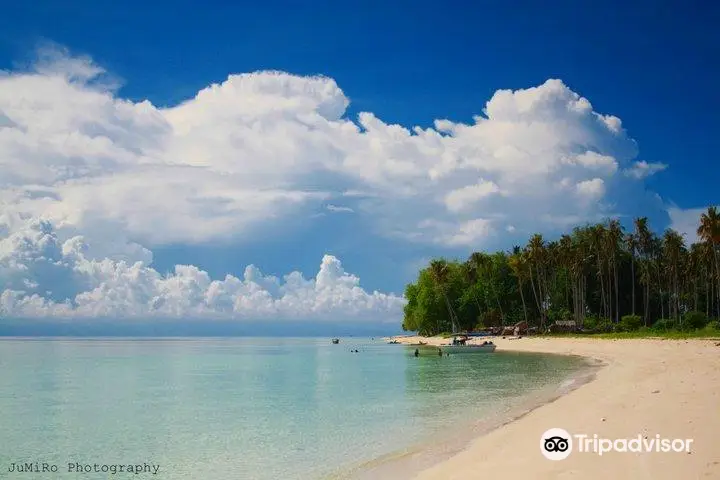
[631,254,636,315]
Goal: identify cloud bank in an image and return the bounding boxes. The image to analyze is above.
[0,218,403,320]
[0,46,669,320]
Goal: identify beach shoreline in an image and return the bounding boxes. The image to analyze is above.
[366,335,720,479]
[340,342,601,480]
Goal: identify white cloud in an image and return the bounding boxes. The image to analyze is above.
[624,160,668,179]
[326,204,354,213]
[0,46,671,318]
[0,50,656,251]
[667,205,718,244]
[576,178,606,201]
[444,180,502,212]
[566,151,618,175]
[0,219,404,320]
[415,218,495,247]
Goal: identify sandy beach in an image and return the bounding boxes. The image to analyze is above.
[387,335,720,480]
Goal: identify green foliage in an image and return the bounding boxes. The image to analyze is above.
[570,329,720,339]
[652,318,675,331]
[548,308,572,323]
[481,309,503,327]
[682,311,708,330]
[583,316,614,333]
[707,320,720,331]
[618,315,643,332]
[403,208,720,336]
[402,269,447,335]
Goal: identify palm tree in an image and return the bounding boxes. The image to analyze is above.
[526,234,548,328]
[634,217,653,324]
[589,224,609,320]
[651,235,665,321]
[606,220,623,323]
[662,229,685,322]
[696,241,716,316]
[687,243,704,312]
[429,259,458,333]
[697,206,720,314]
[462,260,483,313]
[555,235,572,311]
[508,251,529,324]
[469,252,504,324]
[626,232,638,315]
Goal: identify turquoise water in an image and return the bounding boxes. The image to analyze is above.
[0,338,586,479]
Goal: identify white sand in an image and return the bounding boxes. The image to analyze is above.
[388,335,720,479]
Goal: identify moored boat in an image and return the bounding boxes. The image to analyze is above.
[439,343,496,354]
[440,335,496,353]
[331,338,340,344]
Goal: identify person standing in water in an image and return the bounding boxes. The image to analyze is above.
[414,349,419,357]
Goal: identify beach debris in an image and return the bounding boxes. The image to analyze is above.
[601,417,606,422]
[715,342,720,347]
[651,389,660,394]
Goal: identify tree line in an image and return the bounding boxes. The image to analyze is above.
[402,207,720,335]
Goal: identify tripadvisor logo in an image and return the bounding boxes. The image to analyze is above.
[541,428,572,460]
[540,428,694,460]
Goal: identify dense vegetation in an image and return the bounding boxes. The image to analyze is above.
[402,207,720,336]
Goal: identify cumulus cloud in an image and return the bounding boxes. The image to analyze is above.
[667,205,719,244]
[0,219,403,320]
[1,48,660,249]
[444,180,502,213]
[624,160,668,179]
[576,178,606,201]
[0,46,671,319]
[326,204,354,213]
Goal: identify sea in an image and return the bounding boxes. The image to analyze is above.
[0,337,589,479]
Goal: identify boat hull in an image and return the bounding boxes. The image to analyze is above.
[439,344,496,353]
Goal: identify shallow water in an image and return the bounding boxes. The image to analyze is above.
[0,337,587,479]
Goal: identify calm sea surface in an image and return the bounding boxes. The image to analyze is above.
[0,338,586,479]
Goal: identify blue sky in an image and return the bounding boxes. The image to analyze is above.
[0,0,717,325]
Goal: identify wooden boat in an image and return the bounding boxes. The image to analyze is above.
[441,336,496,353]
[440,343,496,354]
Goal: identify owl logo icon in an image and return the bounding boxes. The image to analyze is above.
[541,428,573,460]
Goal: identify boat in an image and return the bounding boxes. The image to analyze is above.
[439,336,496,353]
[387,339,399,344]
[439,343,496,354]
[331,338,340,344]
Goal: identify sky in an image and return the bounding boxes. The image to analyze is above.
[0,0,718,331]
